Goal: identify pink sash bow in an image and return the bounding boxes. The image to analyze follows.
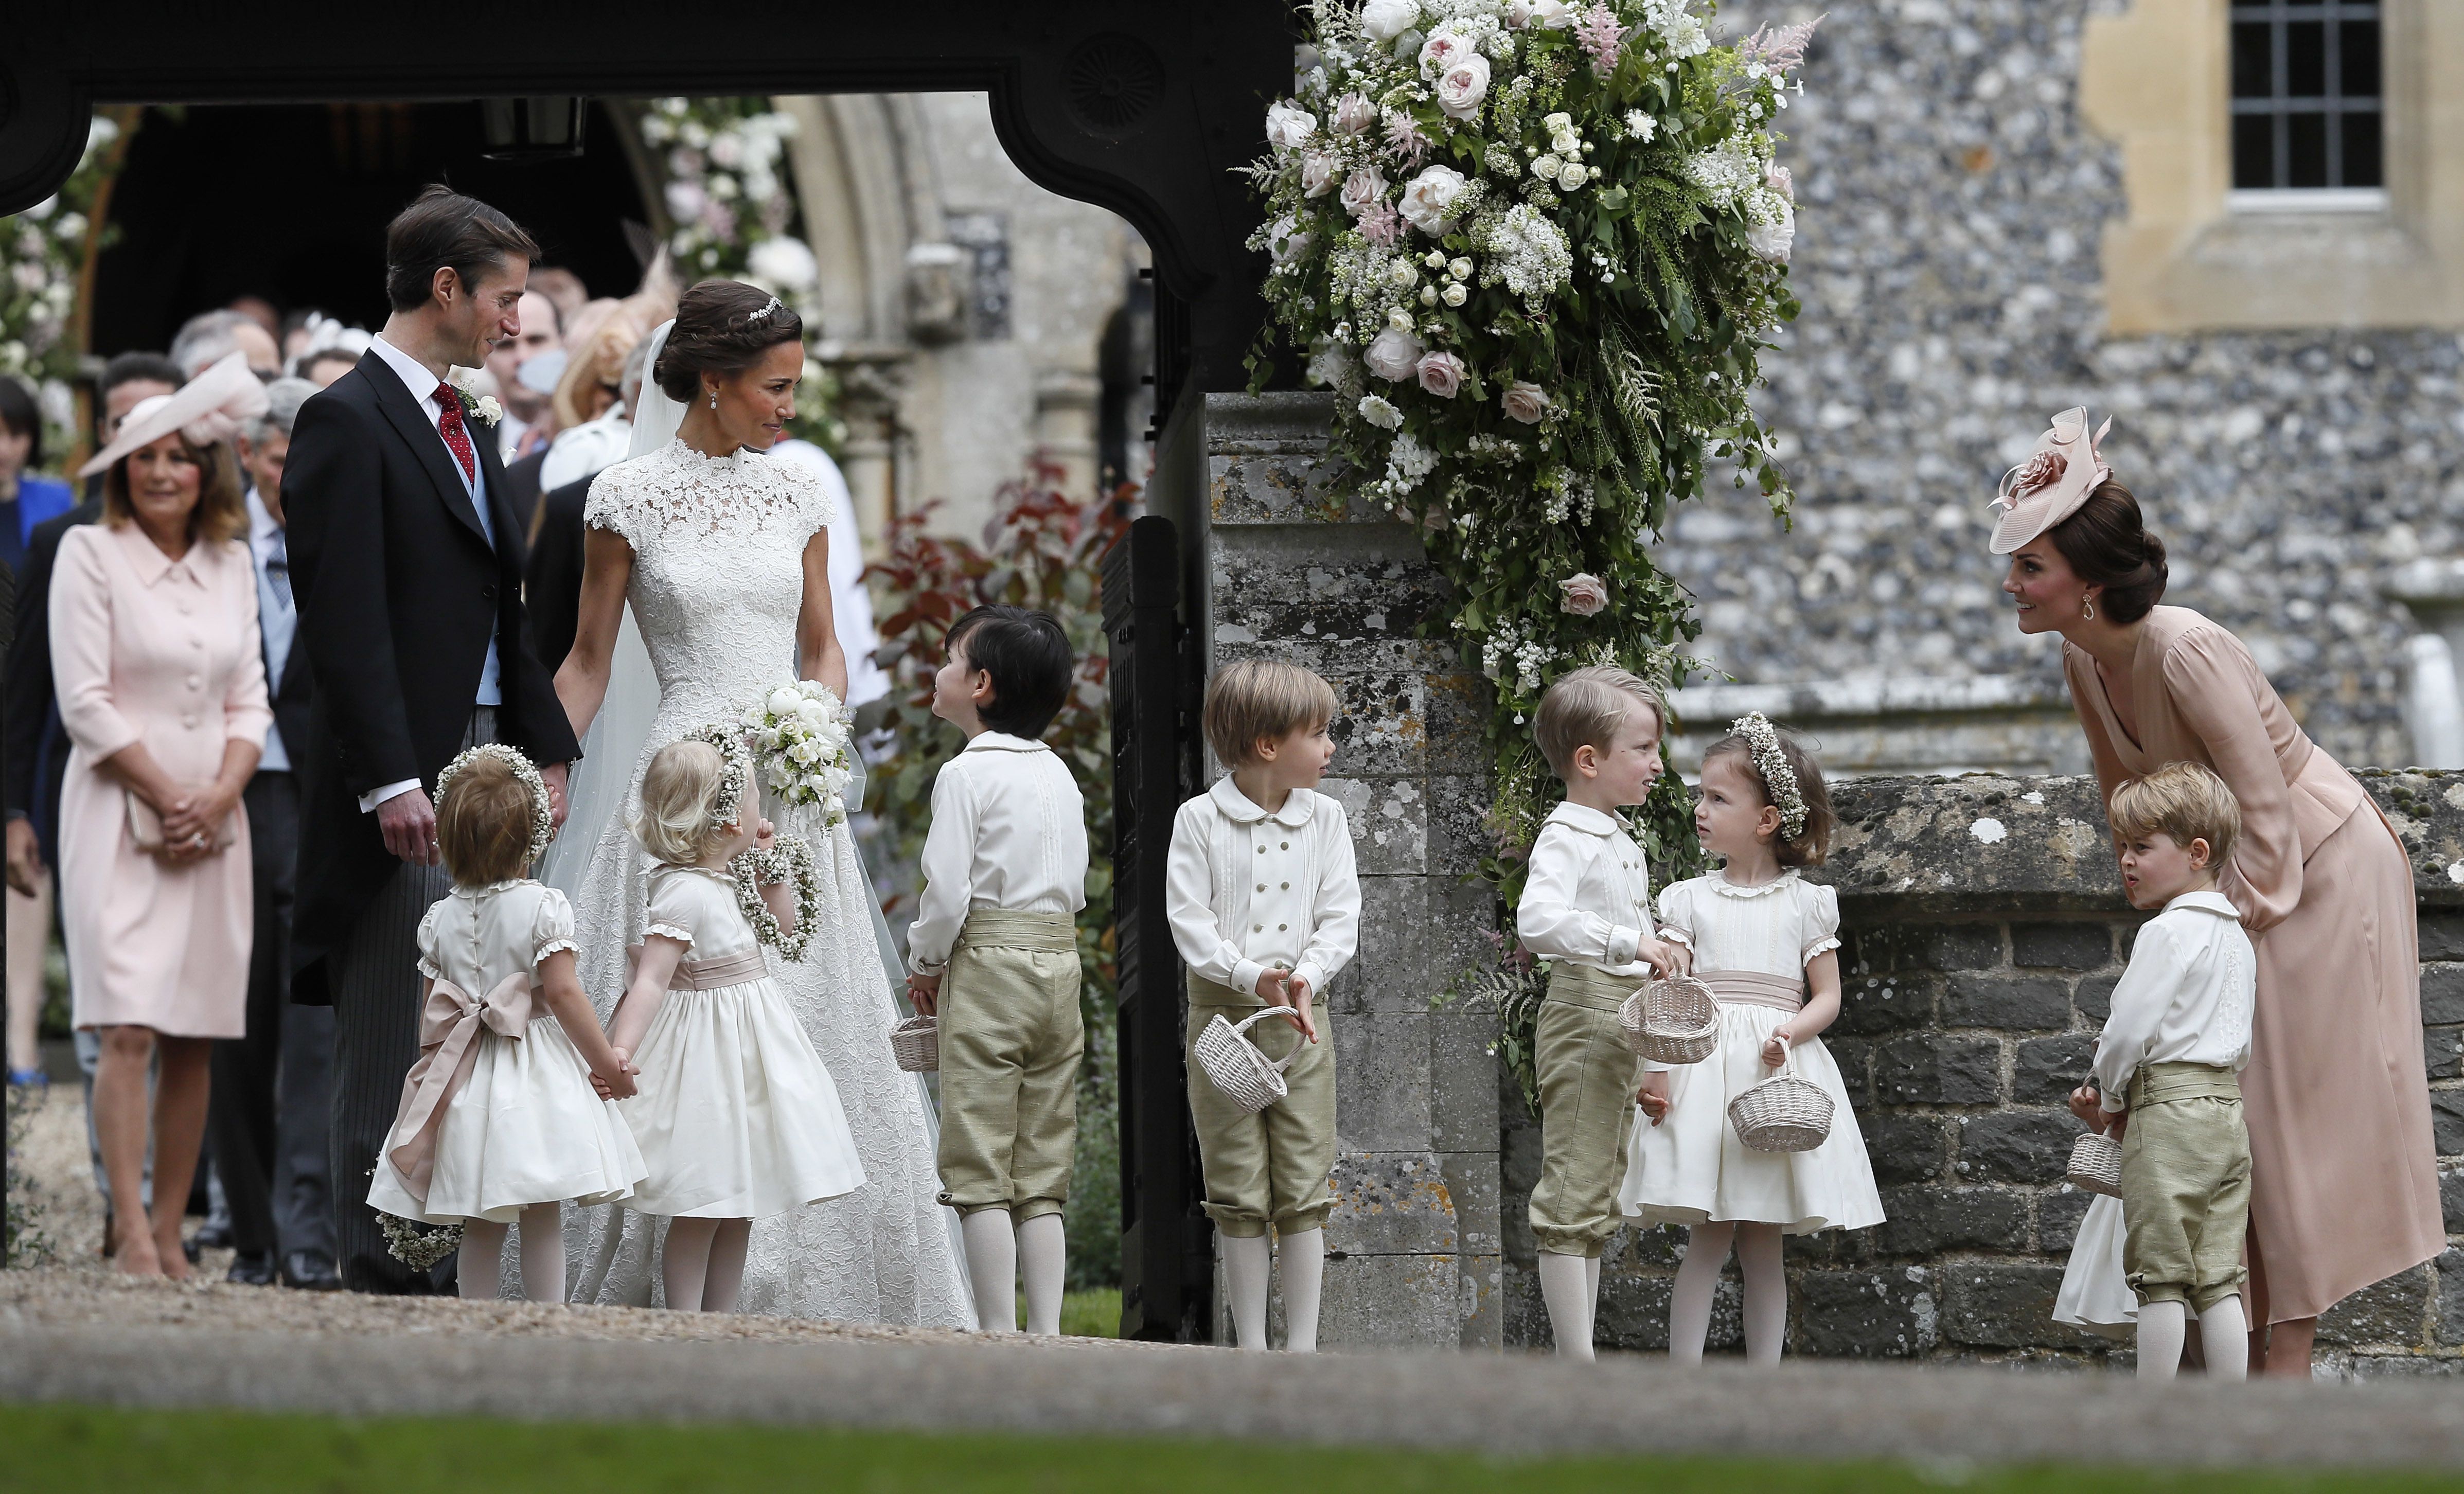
[381,970,537,1203]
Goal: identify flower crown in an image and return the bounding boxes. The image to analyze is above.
[744,295,785,325]
[1729,712,1807,840]
[682,724,755,827]
[433,743,555,869]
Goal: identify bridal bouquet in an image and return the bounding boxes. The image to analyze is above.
[743,681,856,827]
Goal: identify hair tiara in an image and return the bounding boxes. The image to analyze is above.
[744,295,785,325]
[1730,712,1807,840]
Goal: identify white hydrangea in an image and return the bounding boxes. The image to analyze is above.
[1684,135,1765,209]
[1469,205,1572,300]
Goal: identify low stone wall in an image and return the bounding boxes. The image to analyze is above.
[1508,771,2464,1376]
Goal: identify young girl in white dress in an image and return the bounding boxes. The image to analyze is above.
[605,735,867,1312]
[1622,714,1884,1365]
[367,746,646,1302]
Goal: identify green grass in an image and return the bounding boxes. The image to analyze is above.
[0,1403,2449,1493]
[1060,1286,1119,1337]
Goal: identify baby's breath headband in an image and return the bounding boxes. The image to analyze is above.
[684,723,755,827]
[433,742,555,868]
[1730,712,1807,840]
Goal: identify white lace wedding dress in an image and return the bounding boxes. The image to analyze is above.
[556,435,973,1326]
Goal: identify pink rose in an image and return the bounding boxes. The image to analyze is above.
[1558,573,1609,616]
[1767,164,1796,202]
[1418,29,1475,76]
[1501,380,1550,424]
[1339,165,1389,219]
[1416,350,1467,399]
[1434,55,1492,120]
[1364,327,1426,382]
[2004,449,2067,501]
[1331,92,1378,136]
[1301,151,1341,198]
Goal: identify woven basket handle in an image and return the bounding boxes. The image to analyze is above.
[1231,1006,1308,1074]
[1762,1026,1800,1075]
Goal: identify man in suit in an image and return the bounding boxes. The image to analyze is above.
[282,186,580,1294]
[205,377,342,1290]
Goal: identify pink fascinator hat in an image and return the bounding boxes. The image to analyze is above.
[1987,407,2114,555]
[78,351,270,478]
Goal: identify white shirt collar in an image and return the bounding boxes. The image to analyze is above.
[1543,801,1622,837]
[963,732,1050,755]
[2164,890,2241,920]
[369,334,447,413]
[1209,776,1316,827]
[246,487,281,547]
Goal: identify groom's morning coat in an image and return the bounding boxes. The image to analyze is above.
[281,347,580,1003]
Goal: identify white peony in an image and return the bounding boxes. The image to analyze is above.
[1398,165,1469,236]
[1265,101,1318,154]
[767,686,803,716]
[1360,0,1421,43]
[747,235,819,290]
[1363,327,1426,382]
[1434,54,1492,120]
[1358,394,1405,430]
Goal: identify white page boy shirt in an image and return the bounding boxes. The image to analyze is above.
[906,732,1089,974]
[2088,889,2254,1113]
[1165,778,1360,999]
[1517,801,1656,975]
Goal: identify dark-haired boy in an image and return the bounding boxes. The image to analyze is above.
[906,604,1088,1336]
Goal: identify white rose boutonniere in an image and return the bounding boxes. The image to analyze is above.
[445,369,504,428]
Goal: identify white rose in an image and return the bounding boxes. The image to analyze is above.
[1331,93,1378,135]
[1363,327,1426,382]
[1530,0,1572,26]
[1747,195,1797,264]
[1501,380,1551,424]
[1266,215,1313,267]
[1360,0,1420,43]
[1358,394,1405,430]
[1265,101,1318,154]
[1556,160,1588,191]
[1387,308,1414,332]
[1387,258,1418,289]
[1441,281,1468,307]
[1448,256,1473,279]
[1551,130,1581,156]
[1434,55,1491,120]
[1543,112,1573,132]
[1307,342,1358,389]
[474,396,504,425]
[1504,1,1537,29]
[1531,153,1563,181]
[1301,151,1341,198]
[1419,28,1475,77]
[1339,166,1389,218]
[1398,165,1468,236]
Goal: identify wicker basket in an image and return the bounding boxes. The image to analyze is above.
[1728,1043,1834,1153]
[890,1014,939,1073]
[2065,1131,2124,1198]
[1619,976,1719,1064]
[1194,1008,1306,1116]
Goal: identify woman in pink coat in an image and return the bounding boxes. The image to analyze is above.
[58,354,271,1276]
[1994,408,2444,1376]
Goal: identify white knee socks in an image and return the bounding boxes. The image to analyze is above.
[2138,1299,2188,1381]
[2197,1295,2249,1382]
[517,1202,565,1303]
[1281,1229,1326,1354]
[458,1220,507,1301]
[962,1208,1019,1332]
[1736,1223,1787,1367]
[1667,1222,1733,1367]
[1537,1250,1596,1362]
[1018,1214,1066,1336]
[1222,1231,1273,1350]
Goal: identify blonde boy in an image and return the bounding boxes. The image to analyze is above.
[1165,659,1359,1353]
[1517,665,1681,1362]
[2067,761,2255,1382]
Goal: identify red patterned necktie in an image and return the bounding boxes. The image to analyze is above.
[432,381,476,485]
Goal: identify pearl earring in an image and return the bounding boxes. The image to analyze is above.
[2082,597,2097,621]
[707,388,718,410]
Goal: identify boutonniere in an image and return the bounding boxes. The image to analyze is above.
[445,369,505,428]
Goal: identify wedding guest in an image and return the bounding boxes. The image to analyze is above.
[524,335,653,671]
[530,267,588,329]
[298,348,359,390]
[171,309,282,381]
[1994,407,2444,1376]
[228,296,282,344]
[204,377,341,1289]
[54,353,271,1275]
[482,289,562,460]
[0,375,76,1089]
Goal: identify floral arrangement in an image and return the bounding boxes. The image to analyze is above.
[743,681,856,828]
[1730,709,1805,835]
[633,97,845,454]
[379,1212,463,1270]
[2,109,140,466]
[433,743,555,868]
[444,369,505,430]
[681,723,755,829]
[1245,0,1815,884]
[733,837,822,962]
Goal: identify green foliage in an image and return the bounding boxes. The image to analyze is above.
[860,458,1133,1286]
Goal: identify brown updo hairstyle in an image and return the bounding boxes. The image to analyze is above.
[2046,480,2169,624]
[1701,725,1837,868]
[651,279,804,403]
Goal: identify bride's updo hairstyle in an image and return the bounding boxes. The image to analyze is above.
[652,279,804,403]
[2046,480,2170,625]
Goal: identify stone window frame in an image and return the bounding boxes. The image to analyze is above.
[2224,0,2386,201]
[2080,0,2464,333]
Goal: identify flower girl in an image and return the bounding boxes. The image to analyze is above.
[604,734,866,1312]
[367,746,645,1302]
[1622,714,1883,1365]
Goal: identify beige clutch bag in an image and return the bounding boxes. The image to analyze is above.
[126,791,237,853]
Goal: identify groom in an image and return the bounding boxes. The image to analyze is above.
[283,186,582,1293]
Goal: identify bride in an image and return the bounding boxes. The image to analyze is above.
[545,279,973,1326]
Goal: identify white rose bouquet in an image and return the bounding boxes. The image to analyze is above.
[742,680,857,828]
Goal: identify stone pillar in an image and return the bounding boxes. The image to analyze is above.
[1166,391,1505,1349]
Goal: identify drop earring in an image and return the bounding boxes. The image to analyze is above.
[707,388,718,410]
[2082,597,2097,621]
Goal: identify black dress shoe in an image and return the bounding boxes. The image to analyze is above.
[280,1251,342,1291]
[181,1234,202,1266]
[191,1220,235,1251]
[227,1251,278,1286]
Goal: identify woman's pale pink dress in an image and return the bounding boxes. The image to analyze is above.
[2066,604,2444,1323]
[50,522,269,1038]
